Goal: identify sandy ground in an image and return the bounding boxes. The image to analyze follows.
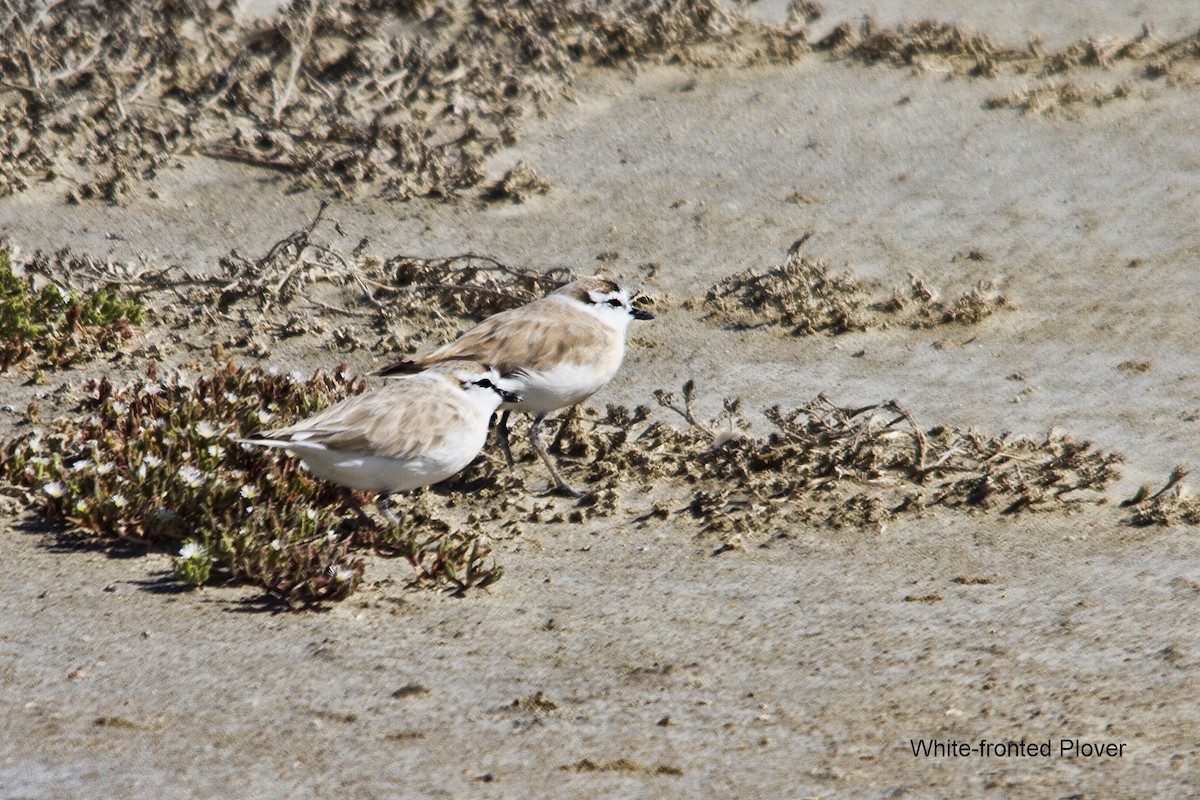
[3,2,1200,798]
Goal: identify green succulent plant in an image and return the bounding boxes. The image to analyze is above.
[0,245,144,371]
[3,364,372,604]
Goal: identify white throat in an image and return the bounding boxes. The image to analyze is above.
[429,372,504,417]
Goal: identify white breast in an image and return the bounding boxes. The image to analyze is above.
[508,352,625,414]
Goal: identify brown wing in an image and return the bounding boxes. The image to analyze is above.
[261,377,473,460]
[378,300,613,376]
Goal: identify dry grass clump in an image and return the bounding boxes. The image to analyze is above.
[0,1,229,201]
[3,3,1197,203]
[985,81,1133,116]
[1123,467,1200,526]
[811,19,1199,113]
[377,253,571,321]
[74,207,573,359]
[0,361,505,604]
[703,238,1009,335]
[65,201,378,348]
[0,244,143,372]
[552,380,1122,540]
[838,19,1017,77]
[0,0,736,203]
[482,161,552,203]
[702,240,870,335]
[696,385,1115,532]
[1021,26,1199,110]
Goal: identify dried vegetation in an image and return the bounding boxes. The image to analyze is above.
[47,202,575,363]
[810,18,1199,116]
[0,0,737,202]
[3,4,1196,205]
[558,381,1122,547]
[1123,467,1200,526]
[702,237,1009,335]
[985,81,1134,116]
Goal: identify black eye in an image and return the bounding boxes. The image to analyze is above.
[606,298,623,307]
[474,378,494,389]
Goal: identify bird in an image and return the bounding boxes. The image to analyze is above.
[239,361,521,525]
[375,276,654,496]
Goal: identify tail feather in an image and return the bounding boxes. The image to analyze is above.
[236,436,292,449]
[373,359,423,377]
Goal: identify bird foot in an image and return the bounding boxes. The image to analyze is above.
[545,480,586,499]
[376,494,402,526]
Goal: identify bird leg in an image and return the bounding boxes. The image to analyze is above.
[548,404,578,453]
[530,412,583,498]
[340,487,375,528]
[375,492,402,526]
[496,409,516,473]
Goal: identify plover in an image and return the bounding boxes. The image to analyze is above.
[239,361,521,524]
[376,277,653,496]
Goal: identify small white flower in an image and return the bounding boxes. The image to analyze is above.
[256,409,274,424]
[110,493,128,508]
[304,508,317,521]
[94,462,114,476]
[111,401,128,414]
[325,531,338,541]
[136,463,147,480]
[223,392,240,404]
[142,382,163,396]
[270,538,283,551]
[75,499,89,513]
[142,454,163,467]
[43,481,65,498]
[71,459,93,472]
[328,565,354,582]
[195,421,219,438]
[206,444,224,458]
[88,416,101,427]
[178,465,204,488]
[178,542,206,560]
[240,485,258,500]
